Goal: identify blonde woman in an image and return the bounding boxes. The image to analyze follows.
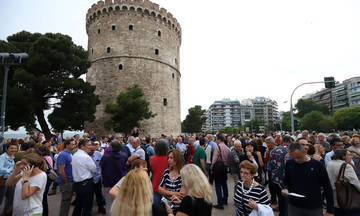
[111,169,169,216]
[313,144,325,165]
[172,164,212,216]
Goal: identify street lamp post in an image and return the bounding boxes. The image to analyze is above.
[290,79,335,135]
[0,53,28,137]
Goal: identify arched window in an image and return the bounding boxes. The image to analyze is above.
[107,47,111,53]
[112,25,116,30]
[119,64,123,70]
[172,73,175,78]
[98,29,100,34]
[155,49,159,55]
[158,30,161,37]
[91,48,93,54]
[129,25,133,31]
[163,98,167,106]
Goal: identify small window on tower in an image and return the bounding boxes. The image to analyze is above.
[129,25,133,31]
[163,98,167,106]
[91,48,93,54]
[155,49,159,55]
[98,29,100,34]
[107,47,111,53]
[119,64,123,70]
[172,73,175,78]
[112,25,116,30]
[158,30,161,37]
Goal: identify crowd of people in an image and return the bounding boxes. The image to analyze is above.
[0,128,359,216]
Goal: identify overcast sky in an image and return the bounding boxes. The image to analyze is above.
[1,0,360,123]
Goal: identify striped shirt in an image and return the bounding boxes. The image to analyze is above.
[233,180,270,216]
[159,168,182,209]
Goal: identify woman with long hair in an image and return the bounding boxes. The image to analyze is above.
[111,169,168,216]
[158,149,186,214]
[172,164,212,216]
[239,143,265,185]
[6,152,47,216]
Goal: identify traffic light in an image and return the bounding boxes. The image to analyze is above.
[324,77,335,89]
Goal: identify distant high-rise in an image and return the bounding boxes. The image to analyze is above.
[202,97,279,131]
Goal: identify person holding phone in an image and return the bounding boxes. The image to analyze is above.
[6,152,47,216]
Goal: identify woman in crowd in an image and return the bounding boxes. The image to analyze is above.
[37,146,53,216]
[150,139,170,205]
[327,149,360,216]
[110,169,170,216]
[348,135,360,177]
[172,164,212,216]
[109,159,150,198]
[7,153,47,216]
[158,149,186,214]
[234,160,272,216]
[239,143,265,184]
[313,144,326,165]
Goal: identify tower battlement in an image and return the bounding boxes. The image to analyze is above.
[86,0,181,40]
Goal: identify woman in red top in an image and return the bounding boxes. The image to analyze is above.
[150,139,170,205]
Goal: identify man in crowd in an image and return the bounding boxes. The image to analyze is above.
[72,139,97,215]
[89,142,106,215]
[193,137,207,175]
[316,133,331,152]
[230,140,242,192]
[115,133,131,159]
[324,137,345,167]
[127,137,145,165]
[269,135,290,216]
[282,142,334,216]
[0,142,18,215]
[176,136,187,155]
[57,139,76,216]
[264,136,277,205]
[211,134,230,210]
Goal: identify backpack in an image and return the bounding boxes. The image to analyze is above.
[212,145,226,176]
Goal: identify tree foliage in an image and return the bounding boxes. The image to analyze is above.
[244,118,261,132]
[0,31,99,137]
[181,105,206,133]
[333,107,360,130]
[295,99,329,118]
[281,111,291,131]
[104,85,156,135]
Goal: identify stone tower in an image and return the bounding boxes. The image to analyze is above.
[85,0,181,137]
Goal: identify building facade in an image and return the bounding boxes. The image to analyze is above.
[203,98,279,131]
[85,0,182,136]
[303,76,360,112]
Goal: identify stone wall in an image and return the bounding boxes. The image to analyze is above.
[85,0,181,137]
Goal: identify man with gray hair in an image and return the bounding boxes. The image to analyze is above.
[316,133,331,152]
[282,142,334,216]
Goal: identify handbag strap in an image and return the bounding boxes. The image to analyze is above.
[337,162,347,182]
[217,144,223,161]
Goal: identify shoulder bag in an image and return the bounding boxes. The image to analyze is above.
[213,145,225,176]
[335,162,360,210]
[44,157,58,182]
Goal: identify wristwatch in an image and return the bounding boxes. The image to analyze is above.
[23,180,29,184]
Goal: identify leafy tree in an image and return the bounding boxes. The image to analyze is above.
[181,105,206,133]
[333,107,360,130]
[104,84,155,135]
[281,111,293,131]
[244,118,261,133]
[295,99,329,118]
[318,115,336,132]
[300,111,325,131]
[0,31,99,137]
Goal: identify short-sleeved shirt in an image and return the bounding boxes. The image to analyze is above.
[13,172,47,215]
[178,196,212,216]
[193,147,206,170]
[56,150,73,184]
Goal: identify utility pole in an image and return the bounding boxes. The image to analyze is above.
[0,53,29,137]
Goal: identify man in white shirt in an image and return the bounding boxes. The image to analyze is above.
[127,137,145,165]
[72,139,97,216]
